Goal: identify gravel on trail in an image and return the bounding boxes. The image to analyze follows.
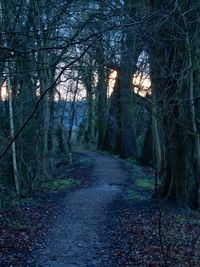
[35,151,128,267]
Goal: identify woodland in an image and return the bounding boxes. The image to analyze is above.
[0,0,200,266]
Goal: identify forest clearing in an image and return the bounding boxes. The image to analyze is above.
[0,1,200,266]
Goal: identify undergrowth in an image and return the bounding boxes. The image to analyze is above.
[0,152,89,211]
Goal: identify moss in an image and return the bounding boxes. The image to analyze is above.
[190,219,200,227]
[174,252,182,261]
[125,159,137,168]
[135,178,154,190]
[79,157,94,166]
[5,196,38,209]
[0,216,28,230]
[19,197,37,206]
[11,222,28,230]
[172,214,200,227]
[40,178,80,193]
[111,154,120,159]
[195,238,200,264]
[126,191,146,201]
[176,214,186,223]
[125,175,154,202]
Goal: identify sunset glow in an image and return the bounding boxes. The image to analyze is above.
[108,70,151,97]
[133,72,151,97]
[0,84,7,100]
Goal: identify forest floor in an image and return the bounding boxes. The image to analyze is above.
[0,151,200,266]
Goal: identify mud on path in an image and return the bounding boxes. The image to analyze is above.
[35,151,128,267]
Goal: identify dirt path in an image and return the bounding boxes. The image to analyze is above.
[35,151,127,267]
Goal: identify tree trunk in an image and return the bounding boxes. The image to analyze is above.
[103,71,121,154]
[96,48,107,149]
[119,30,139,159]
[7,62,20,194]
